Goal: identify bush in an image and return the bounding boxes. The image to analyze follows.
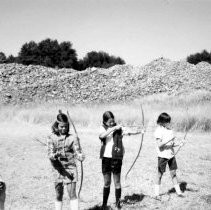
[1,40,126,70]
[0,52,6,63]
[18,38,78,69]
[77,51,125,70]
[187,50,211,65]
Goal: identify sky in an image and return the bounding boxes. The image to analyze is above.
[0,0,211,66]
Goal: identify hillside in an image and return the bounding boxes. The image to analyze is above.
[0,58,211,104]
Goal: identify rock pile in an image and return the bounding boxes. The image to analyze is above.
[0,58,210,104]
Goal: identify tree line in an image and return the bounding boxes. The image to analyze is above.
[186,50,211,65]
[0,38,125,70]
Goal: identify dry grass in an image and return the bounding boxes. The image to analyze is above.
[0,90,211,209]
[0,90,211,132]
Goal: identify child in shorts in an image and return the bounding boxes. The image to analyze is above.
[154,112,185,198]
[47,111,85,210]
[99,111,143,210]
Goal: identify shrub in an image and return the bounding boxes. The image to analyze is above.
[187,50,211,65]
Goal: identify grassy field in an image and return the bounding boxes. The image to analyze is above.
[0,124,210,210]
[0,91,211,209]
[0,90,211,132]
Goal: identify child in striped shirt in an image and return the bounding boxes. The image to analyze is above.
[47,111,85,210]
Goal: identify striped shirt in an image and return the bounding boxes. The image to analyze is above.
[47,133,82,167]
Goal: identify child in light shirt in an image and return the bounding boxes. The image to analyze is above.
[154,112,185,198]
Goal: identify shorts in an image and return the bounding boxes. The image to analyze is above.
[158,157,177,173]
[51,159,78,184]
[102,157,122,174]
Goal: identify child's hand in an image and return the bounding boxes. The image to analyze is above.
[78,153,85,162]
[114,125,122,130]
[55,151,62,158]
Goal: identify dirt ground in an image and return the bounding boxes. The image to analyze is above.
[0,122,211,210]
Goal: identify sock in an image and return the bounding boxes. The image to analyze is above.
[154,184,160,196]
[174,184,182,195]
[70,199,79,210]
[103,186,110,206]
[55,201,62,210]
[115,188,121,207]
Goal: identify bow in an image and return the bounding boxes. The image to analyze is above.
[171,106,190,157]
[173,128,188,157]
[33,137,47,146]
[125,104,145,179]
[66,111,84,198]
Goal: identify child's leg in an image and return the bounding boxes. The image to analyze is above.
[103,173,111,207]
[67,183,79,210]
[156,171,163,185]
[170,170,182,195]
[54,183,63,210]
[170,170,178,185]
[168,157,182,195]
[155,171,163,196]
[155,157,166,196]
[113,173,121,208]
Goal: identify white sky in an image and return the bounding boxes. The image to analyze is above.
[0,0,210,65]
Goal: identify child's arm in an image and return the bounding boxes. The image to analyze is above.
[122,126,144,136]
[172,138,186,147]
[47,136,61,161]
[99,125,121,140]
[156,137,175,149]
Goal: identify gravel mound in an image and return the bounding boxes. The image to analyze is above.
[0,58,210,104]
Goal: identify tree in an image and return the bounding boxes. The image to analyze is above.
[17,38,78,68]
[187,50,211,65]
[18,41,39,65]
[6,55,16,63]
[0,52,6,63]
[38,38,60,67]
[58,41,78,69]
[78,51,125,70]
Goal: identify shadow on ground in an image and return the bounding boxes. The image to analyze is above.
[85,204,112,210]
[122,193,145,205]
[168,181,198,194]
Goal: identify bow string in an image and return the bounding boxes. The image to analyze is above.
[125,104,145,179]
[67,111,84,199]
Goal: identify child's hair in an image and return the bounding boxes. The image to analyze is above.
[157,112,171,126]
[102,111,115,126]
[52,111,69,135]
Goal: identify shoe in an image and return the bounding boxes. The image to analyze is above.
[115,201,122,210]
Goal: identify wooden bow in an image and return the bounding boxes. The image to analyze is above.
[125,104,145,179]
[66,111,84,198]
